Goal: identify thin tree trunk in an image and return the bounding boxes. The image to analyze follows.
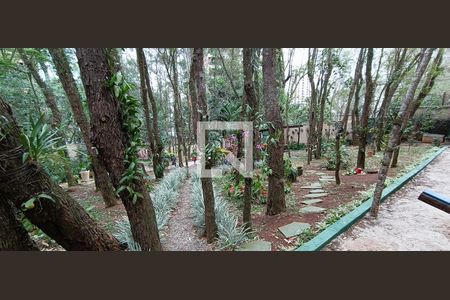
[0,96,121,250]
[307,48,318,164]
[370,48,433,217]
[263,48,286,215]
[193,48,217,243]
[356,48,374,169]
[136,48,164,178]
[317,49,334,158]
[18,48,76,186]
[189,57,199,143]
[351,67,364,144]
[161,49,187,168]
[391,48,444,168]
[216,48,240,100]
[342,49,365,137]
[375,49,409,151]
[139,49,164,177]
[76,48,161,251]
[335,122,342,185]
[48,48,118,208]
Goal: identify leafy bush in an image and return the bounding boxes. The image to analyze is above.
[288,143,305,151]
[223,172,268,205]
[284,158,298,183]
[323,139,349,170]
[433,137,441,147]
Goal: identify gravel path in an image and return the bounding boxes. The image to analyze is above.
[326,148,450,251]
[161,175,212,251]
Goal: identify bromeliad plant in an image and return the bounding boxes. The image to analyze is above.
[20,113,70,183]
[191,174,251,250]
[108,71,145,204]
[20,113,64,163]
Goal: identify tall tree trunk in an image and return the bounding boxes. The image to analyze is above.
[335,122,343,185]
[162,49,187,168]
[193,48,217,243]
[375,48,409,151]
[370,49,434,217]
[391,48,444,168]
[342,49,365,136]
[351,66,364,144]
[170,50,189,169]
[48,48,118,208]
[356,48,374,170]
[263,48,286,215]
[242,48,259,228]
[136,48,163,179]
[189,56,199,143]
[307,48,318,164]
[138,49,164,178]
[0,96,121,250]
[18,48,76,186]
[76,48,161,251]
[316,49,334,158]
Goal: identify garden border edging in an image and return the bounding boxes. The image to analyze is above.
[295,146,448,252]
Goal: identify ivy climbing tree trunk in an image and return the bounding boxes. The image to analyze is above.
[263,48,286,216]
[0,199,39,250]
[76,48,161,251]
[193,47,217,243]
[0,96,121,250]
[242,48,260,228]
[48,48,118,208]
[370,48,434,218]
[18,48,76,186]
[356,48,374,170]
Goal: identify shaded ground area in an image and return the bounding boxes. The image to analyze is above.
[161,176,212,251]
[326,148,450,251]
[250,144,436,251]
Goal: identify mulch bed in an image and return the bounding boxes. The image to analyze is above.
[251,163,400,251]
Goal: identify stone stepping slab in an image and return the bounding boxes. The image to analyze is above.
[300,183,322,189]
[320,177,335,180]
[310,189,326,193]
[304,193,328,198]
[278,222,311,238]
[301,199,323,205]
[299,206,326,214]
[237,240,272,251]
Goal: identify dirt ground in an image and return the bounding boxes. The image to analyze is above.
[326,148,450,251]
[161,175,212,251]
[251,144,437,251]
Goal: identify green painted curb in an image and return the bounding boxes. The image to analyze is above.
[295,146,448,252]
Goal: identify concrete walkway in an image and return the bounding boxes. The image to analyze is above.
[327,149,450,251]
